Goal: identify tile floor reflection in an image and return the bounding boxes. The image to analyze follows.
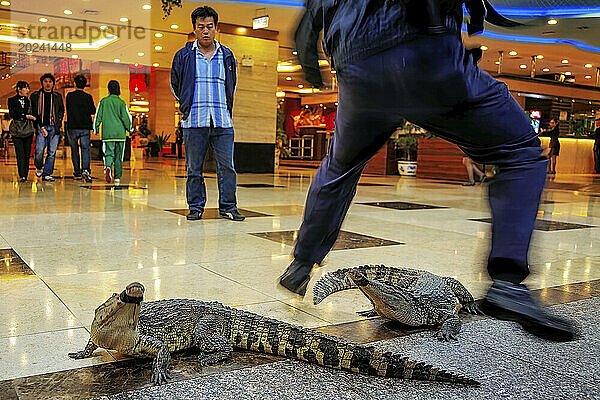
[2,158,600,398]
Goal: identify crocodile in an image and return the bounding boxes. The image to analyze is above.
[69,282,479,386]
[313,265,481,340]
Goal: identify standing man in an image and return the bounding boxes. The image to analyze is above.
[66,74,96,182]
[170,6,244,222]
[544,119,560,175]
[593,119,600,174]
[280,0,575,339]
[30,73,64,182]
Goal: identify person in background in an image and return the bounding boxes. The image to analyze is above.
[8,81,37,182]
[175,123,184,159]
[462,156,486,186]
[542,119,560,175]
[66,74,96,182]
[1,113,11,152]
[30,73,64,182]
[593,119,600,174]
[94,80,131,186]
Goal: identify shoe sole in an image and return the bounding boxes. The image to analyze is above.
[481,300,575,341]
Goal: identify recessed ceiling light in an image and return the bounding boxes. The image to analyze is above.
[519,64,527,69]
[64,9,73,15]
[237,27,247,33]
[39,17,48,23]
[585,75,592,79]
[71,55,79,59]
[561,59,569,64]
[509,51,517,56]
[298,84,304,88]
[565,71,572,75]
[292,51,298,55]
[120,17,129,22]
[100,25,108,30]
[585,63,593,68]
[154,45,163,51]
[547,18,558,25]
[113,58,120,63]
[170,24,179,29]
[480,45,488,51]
[137,52,144,56]
[153,63,159,67]
[495,61,500,65]
[543,68,550,72]
[154,33,163,38]
[0,1,11,6]
[142,4,151,10]
[285,77,292,81]
[536,55,544,59]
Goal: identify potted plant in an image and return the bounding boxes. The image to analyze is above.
[394,121,424,176]
[154,131,172,157]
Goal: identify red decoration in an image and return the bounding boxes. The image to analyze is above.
[129,74,147,93]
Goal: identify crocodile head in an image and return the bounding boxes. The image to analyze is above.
[347,270,412,321]
[90,282,144,352]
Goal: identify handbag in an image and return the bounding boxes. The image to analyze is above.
[9,101,35,138]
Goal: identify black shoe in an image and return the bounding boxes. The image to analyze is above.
[19,177,26,182]
[462,181,475,186]
[186,210,202,221]
[483,280,576,341]
[73,174,82,180]
[219,209,245,221]
[279,259,314,296]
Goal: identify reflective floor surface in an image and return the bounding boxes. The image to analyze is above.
[1,156,600,399]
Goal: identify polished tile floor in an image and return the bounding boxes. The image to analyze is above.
[1,155,600,399]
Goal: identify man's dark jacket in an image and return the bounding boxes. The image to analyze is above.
[296,0,519,88]
[30,89,64,134]
[66,90,96,130]
[170,41,237,121]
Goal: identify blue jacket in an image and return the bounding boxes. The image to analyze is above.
[170,41,237,121]
[295,0,520,88]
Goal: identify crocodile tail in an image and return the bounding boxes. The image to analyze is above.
[230,309,478,386]
[313,265,387,305]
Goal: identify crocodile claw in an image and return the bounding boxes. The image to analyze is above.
[151,367,171,385]
[68,351,88,359]
[437,331,458,341]
[463,302,483,315]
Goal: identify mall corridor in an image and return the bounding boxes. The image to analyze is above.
[0,157,599,399]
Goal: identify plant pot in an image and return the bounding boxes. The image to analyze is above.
[397,160,417,176]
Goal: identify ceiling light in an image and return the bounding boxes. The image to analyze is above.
[39,17,48,23]
[64,9,73,15]
[564,71,572,76]
[561,59,569,64]
[142,4,151,10]
[154,33,163,38]
[536,55,544,59]
[71,55,79,59]
[495,61,500,65]
[276,92,285,97]
[137,52,144,56]
[237,27,247,34]
[585,75,592,79]
[120,17,129,22]
[154,45,162,51]
[331,70,336,74]
[519,64,527,69]
[547,18,558,25]
[285,76,292,81]
[298,84,304,88]
[170,24,179,29]
[113,58,120,63]
[509,51,517,56]
[543,68,550,72]
[100,25,108,30]
[0,1,11,6]
[585,64,593,68]
[480,45,488,51]
[153,63,159,67]
[292,51,298,55]
[318,60,330,66]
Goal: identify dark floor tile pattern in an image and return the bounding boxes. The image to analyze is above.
[360,201,447,210]
[81,185,148,191]
[0,249,35,279]
[356,183,394,187]
[250,230,404,250]
[237,183,285,188]
[166,208,271,219]
[470,217,595,231]
[0,279,598,400]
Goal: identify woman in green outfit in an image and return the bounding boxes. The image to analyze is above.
[94,80,132,185]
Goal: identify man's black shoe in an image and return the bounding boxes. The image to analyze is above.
[186,210,202,221]
[279,259,314,296]
[483,280,576,341]
[219,209,245,221]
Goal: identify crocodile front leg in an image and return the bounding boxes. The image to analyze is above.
[194,314,233,366]
[132,335,172,385]
[68,339,98,359]
[443,277,481,314]
[437,313,461,341]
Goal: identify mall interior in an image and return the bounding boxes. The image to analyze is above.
[1,0,600,399]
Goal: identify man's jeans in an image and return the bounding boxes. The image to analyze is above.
[293,32,548,285]
[183,127,238,213]
[68,129,91,176]
[34,126,59,177]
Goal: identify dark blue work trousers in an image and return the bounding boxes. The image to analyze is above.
[293,33,547,284]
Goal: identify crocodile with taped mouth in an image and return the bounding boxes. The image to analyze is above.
[69,282,479,386]
[313,265,481,340]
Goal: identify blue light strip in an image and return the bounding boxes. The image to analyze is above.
[493,7,600,18]
[476,29,600,54]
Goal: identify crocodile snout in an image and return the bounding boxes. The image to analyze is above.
[126,282,145,299]
[347,270,369,286]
